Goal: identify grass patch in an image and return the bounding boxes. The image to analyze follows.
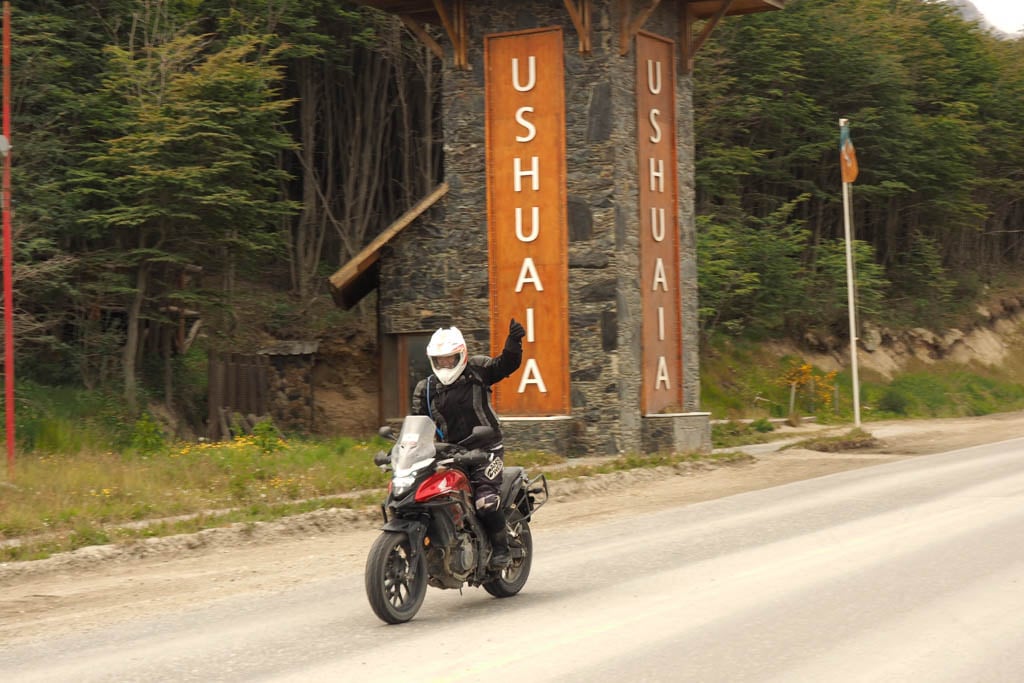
[0,435,750,561]
[702,337,1024,424]
[0,492,384,562]
[9,382,135,453]
[784,428,880,453]
[711,419,783,448]
[0,433,391,551]
[863,369,1024,418]
[505,450,567,468]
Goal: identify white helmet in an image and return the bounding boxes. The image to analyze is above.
[426,326,468,385]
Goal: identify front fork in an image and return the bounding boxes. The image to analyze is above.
[379,517,428,578]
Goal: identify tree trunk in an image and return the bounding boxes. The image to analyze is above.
[292,57,320,303]
[123,262,150,414]
[163,323,173,410]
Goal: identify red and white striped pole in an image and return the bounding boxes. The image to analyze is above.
[3,1,14,480]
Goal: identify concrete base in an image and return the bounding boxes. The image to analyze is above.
[501,412,711,457]
[641,412,712,455]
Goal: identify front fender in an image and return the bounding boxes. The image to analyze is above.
[381,518,428,561]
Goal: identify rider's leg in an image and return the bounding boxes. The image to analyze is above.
[471,448,509,569]
[478,506,510,569]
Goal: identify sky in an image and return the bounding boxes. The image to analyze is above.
[966,0,1024,34]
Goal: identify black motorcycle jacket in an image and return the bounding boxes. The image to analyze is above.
[411,343,521,448]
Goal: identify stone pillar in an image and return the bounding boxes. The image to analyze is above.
[378,1,710,456]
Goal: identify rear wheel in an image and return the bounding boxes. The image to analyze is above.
[365,531,427,624]
[483,520,532,598]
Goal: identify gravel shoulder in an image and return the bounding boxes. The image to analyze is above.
[2,411,1023,644]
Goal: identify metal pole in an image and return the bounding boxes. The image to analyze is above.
[2,1,12,479]
[840,120,861,427]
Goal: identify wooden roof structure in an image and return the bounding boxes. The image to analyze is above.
[328,183,448,309]
[330,1,787,309]
[350,0,786,70]
[353,0,783,23]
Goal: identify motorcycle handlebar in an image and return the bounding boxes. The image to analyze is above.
[453,449,490,467]
[373,443,489,469]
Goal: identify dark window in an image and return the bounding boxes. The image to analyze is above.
[381,333,432,420]
[403,335,432,408]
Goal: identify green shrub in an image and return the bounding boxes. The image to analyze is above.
[252,419,284,454]
[877,387,910,416]
[711,420,779,448]
[7,383,132,453]
[130,413,166,455]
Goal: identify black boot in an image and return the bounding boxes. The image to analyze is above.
[489,531,511,570]
[481,509,511,570]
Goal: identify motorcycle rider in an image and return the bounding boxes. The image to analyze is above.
[410,318,526,570]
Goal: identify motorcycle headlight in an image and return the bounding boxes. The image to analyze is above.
[392,475,414,495]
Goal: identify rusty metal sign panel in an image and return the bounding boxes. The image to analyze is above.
[485,28,569,416]
[636,32,683,414]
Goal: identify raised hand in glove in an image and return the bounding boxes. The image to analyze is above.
[506,318,526,349]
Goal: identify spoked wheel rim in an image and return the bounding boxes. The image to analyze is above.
[366,530,427,624]
[382,541,416,610]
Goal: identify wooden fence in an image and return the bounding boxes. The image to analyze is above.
[206,352,271,441]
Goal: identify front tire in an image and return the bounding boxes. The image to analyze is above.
[365,531,427,624]
[483,520,532,598]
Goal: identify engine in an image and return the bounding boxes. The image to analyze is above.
[448,530,476,575]
[425,509,479,589]
[425,530,477,589]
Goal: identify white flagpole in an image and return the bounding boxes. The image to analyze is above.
[839,118,861,427]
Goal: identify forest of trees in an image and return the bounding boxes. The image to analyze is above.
[10,0,439,416]
[695,0,1024,339]
[4,0,1023,419]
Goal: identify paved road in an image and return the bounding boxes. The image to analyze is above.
[4,437,1024,682]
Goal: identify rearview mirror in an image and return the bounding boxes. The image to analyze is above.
[458,425,495,449]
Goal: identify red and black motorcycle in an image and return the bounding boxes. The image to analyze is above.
[364,415,548,624]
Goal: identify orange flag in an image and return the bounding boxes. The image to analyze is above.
[840,121,859,184]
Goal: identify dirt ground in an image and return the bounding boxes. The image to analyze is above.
[1,411,1022,644]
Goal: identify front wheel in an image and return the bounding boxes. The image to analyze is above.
[365,531,427,624]
[483,520,532,598]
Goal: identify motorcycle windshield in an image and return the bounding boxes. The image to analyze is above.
[391,415,437,476]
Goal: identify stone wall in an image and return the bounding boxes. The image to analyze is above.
[267,356,315,433]
[379,1,706,455]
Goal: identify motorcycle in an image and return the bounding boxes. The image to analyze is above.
[364,415,549,624]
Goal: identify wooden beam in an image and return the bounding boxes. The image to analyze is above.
[455,0,468,69]
[680,2,694,74]
[628,0,663,37]
[619,0,630,55]
[563,0,593,53]
[620,0,662,56]
[689,0,734,58]
[328,182,450,297]
[399,14,444,60]
[431,0,469,69]
[432,0,457,50]
[582,0,592,53]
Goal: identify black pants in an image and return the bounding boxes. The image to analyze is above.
[467,445,504,509]
[468,446,506,543]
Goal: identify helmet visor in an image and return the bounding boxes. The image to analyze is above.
[431,352,462,370]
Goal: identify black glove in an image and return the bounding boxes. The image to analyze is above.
[506,318,526,349]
